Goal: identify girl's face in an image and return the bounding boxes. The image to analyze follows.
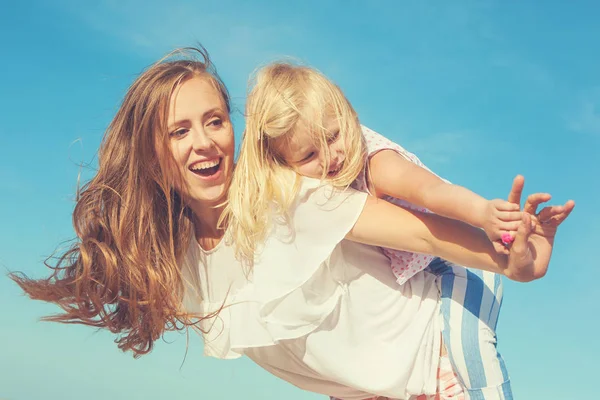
[279,115,346,180]
[167,76,234,206]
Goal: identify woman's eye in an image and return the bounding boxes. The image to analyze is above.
[170,128,188,137]
[208,118,223,127]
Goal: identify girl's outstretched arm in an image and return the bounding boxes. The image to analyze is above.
[345,178,574,282]
[369,150,522,251]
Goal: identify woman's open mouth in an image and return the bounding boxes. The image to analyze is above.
[189,158,222,179]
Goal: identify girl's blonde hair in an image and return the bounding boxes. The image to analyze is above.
[224,62,366,262]
[10,46,231,357]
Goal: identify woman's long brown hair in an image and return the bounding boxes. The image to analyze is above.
[9,46,231,357]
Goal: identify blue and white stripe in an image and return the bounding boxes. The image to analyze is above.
[428,258,513,400]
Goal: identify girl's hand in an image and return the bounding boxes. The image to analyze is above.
[480,199,523,254]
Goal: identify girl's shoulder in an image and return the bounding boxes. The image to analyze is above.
[360,125,423,166]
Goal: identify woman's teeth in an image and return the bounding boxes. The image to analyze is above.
[190,159,221,176]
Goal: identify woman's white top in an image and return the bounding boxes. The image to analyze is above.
[181,178,442,399]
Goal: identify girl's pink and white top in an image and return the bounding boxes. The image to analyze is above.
[353,125,446,285]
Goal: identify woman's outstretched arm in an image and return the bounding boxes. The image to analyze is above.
[346,176,574,282]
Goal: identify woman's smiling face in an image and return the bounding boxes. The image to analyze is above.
[167,76,235,207]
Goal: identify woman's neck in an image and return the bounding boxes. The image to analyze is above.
[189,201,226,251]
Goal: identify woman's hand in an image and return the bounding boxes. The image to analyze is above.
[503,176,575,282]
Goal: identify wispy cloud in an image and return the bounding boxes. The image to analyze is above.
[56,0,308,97]
[489,54,555,91]
[568,99,600,136]
[394,126,515,170]
[399,131,474,164]
[59,1,303,56]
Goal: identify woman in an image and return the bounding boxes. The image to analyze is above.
[11,47,574,399]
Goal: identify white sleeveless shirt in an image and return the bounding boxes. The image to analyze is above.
[181,178,442,399]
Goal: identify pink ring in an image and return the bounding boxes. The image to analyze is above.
[501,233,514,245]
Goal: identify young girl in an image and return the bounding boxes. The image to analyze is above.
[227,62,534,399]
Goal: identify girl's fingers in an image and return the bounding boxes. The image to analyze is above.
[494,201,521,212]
[498,221,522,232]
[497,211,524,222]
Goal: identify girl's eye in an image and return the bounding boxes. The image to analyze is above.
[301,152,315,162]
[327,130,340,144]
[170,128,188,138]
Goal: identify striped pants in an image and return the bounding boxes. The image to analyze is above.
[330,258,512,400]
[426,258,512,400]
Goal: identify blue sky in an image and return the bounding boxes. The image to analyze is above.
[0,0,598,398]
